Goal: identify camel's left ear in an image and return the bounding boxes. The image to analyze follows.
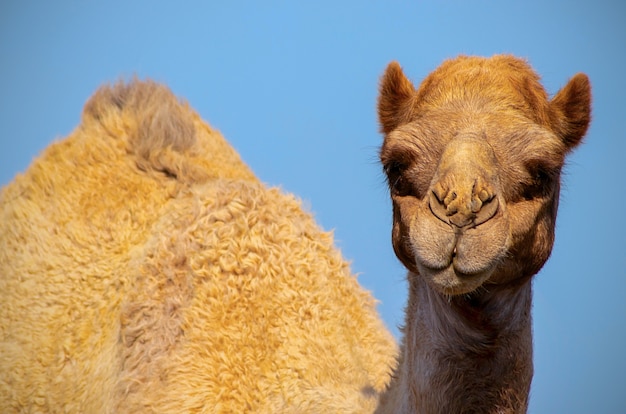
[550,73,592,151]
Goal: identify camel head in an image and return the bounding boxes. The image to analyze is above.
[378,55,591,296]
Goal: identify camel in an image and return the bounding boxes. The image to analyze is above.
[375,55,591,413]
[0,80,398,412]
[0,55,590,413]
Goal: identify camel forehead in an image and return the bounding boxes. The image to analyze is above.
[385,111,563,158]
[419,55,541,94]
[415,55,550,116]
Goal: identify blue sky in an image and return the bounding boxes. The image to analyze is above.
[1,1,624,412]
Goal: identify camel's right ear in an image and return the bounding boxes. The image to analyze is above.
[378,61,416,134]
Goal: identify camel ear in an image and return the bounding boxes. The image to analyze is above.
[550,73,592,151]
[378,61,416,134]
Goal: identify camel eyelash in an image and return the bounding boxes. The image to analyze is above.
[527,162,559,185]
[383,160,408,178]
[384,162,417,198]
[520,162,560,200]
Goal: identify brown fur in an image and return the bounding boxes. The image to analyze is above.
[375,55,591,413]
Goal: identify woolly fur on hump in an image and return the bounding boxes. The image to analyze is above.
[0,79,397,413]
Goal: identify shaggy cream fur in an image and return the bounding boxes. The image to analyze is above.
[0,80,397,413]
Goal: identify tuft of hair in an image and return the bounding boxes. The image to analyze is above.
[83,79,207,182]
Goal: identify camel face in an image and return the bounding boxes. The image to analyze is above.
[378,55,591,296]
[383,125,510,296]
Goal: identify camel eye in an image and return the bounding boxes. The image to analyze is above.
[384,161,403,178]
[534,168,551,184]
[385,161,413,197]
[522,163,559,200]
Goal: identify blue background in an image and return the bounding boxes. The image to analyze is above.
[1,2,624,412]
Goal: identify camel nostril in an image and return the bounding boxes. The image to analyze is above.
[473,195,499,226]
[446,191,457,206]
[432,183,448,204]
[478,188,492,203]
[429,190,451,225]
[430,186,499,229]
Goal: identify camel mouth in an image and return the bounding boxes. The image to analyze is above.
[416,260,494,296]
[409,224,505,296]
[403,198,511,296]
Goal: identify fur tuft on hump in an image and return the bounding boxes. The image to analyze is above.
[84,79,196,152]
[82,79,208,183]
[81,78,253,183]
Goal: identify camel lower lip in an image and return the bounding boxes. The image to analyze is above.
[452,264,485,279]
[418,262,492,296]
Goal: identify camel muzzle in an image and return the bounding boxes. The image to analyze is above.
[428,134,501,230]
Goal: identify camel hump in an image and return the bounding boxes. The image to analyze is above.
[81,79,256,184]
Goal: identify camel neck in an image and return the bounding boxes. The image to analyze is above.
[380,275,534,413]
